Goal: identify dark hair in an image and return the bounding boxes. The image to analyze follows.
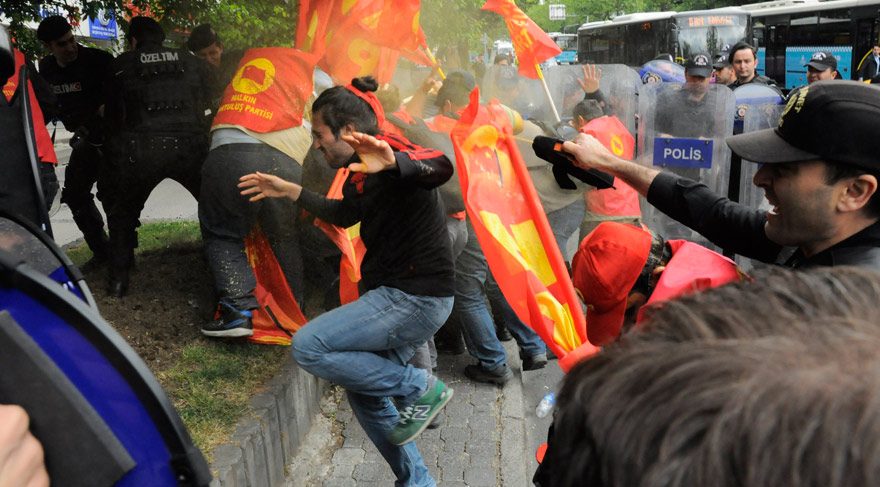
[187,23,220,52]
[728,41,757,63]
[128,16,165,45]
[824,162,880,218]
[435,70,475,109]
[572,99,604,125]
[37,16,72,43]
[541,266,880,487]
[312,76,379,137]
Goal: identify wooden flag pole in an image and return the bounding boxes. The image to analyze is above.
[536,63,561,123]
[422,45,446,80]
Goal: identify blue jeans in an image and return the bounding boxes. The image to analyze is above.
[454,221,546,370]
[292,286,453,487]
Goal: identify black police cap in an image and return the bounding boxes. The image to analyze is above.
[37,16,72,43]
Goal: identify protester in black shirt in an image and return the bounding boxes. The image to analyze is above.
[562,81,880,270]
[37,16,113,267]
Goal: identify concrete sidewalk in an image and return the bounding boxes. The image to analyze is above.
[287,341,564,486]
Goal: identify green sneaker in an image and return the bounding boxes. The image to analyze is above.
[387,379,454,445]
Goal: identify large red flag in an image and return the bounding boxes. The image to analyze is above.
[295,0,335,55]
[243,227,309,345]
[319,17,401,84]
[481,0,561,79]
[450,88,598,371]
[313,169,366,305]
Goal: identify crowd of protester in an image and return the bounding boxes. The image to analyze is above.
[3,14,880,486]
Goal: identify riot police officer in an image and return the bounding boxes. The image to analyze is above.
[103,17,213,297]
[37,16,114,267]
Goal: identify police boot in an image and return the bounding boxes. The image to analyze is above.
[71,206,109,273]
[107,235,134,298]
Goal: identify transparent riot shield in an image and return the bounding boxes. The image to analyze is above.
[480,64,546,121]
[0,244,211,486]
[541,64,642,135]
[637,82,735,246]
[733,84,784,209]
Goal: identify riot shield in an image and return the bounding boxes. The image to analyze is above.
[541,64,642,135]
[0,211,95,307]
[637,82,735,245]
[480,64,546,121]
[733,84,784,208]
[0,234,211,485]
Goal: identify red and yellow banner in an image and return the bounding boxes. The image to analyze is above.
[4,49,57,164]
[481,0,561,79]
[313,168,366,305]
[244,227,309,345]
[212,47,317,133]
[450,89,597,371]
[297,0,432,84]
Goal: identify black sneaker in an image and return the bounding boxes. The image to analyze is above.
[522,353,548,371]
[201,307,254,338]
[464,363,513,386]
[496,324,513,342]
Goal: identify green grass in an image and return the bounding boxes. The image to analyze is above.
[158,341,289,457]
[65,220,202,265]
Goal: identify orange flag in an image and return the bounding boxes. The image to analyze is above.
[243,227,309,345]
[319,17,401,84]
[481,0,561,79]
[450,88,598,372]
[313,169,366,305]
[212,47,317,133]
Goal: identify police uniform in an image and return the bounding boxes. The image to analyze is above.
[39,45,113,257]
[103,38,213,296]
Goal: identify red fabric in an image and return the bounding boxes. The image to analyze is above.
[212,48,317,133]
[244,227,309,345]
[481,0,561,79]
[425,114,458,134]
[295,0,335,55]
[3,49,57,164]
[636,240,744,323]
[313,168,366,305]
[358,0,426,53]
[450,88,596,372]
[345,82,386,128]
[319,17,400,84]
[581,116,640,217]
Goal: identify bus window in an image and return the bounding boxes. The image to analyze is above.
[790,13,818,45]
[675,14,749,59]
[817,9,852,47]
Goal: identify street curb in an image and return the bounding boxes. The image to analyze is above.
[209,355,327,487]
[500,340,530,487]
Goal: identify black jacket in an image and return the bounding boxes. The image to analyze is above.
[647,172,880,270]
[860,55,880,82]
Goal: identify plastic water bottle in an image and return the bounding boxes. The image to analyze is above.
[535,392,556,418]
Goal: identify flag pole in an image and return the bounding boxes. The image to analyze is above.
[421,45,446,80]
[536,63,561,123]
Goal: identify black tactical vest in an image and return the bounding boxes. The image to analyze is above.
[116,46,210,134]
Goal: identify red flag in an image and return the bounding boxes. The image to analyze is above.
[359,0,426,53]
[313,169,366,305]
[3,49,57,165]
[450,88,598,371]
[481,0,561,79]
[243,227,309,345]
[212,47,318,133]
[295,0,335,55]
[319,14,400,84]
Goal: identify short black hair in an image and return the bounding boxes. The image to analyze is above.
[572,99,604,125]
[37,16,72,43]
[825,162,880,218]
[312,76,380,137]
[435,70,475,109]
[187,23,220,52]
[728,41,757,63]
[128,16,165,45]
